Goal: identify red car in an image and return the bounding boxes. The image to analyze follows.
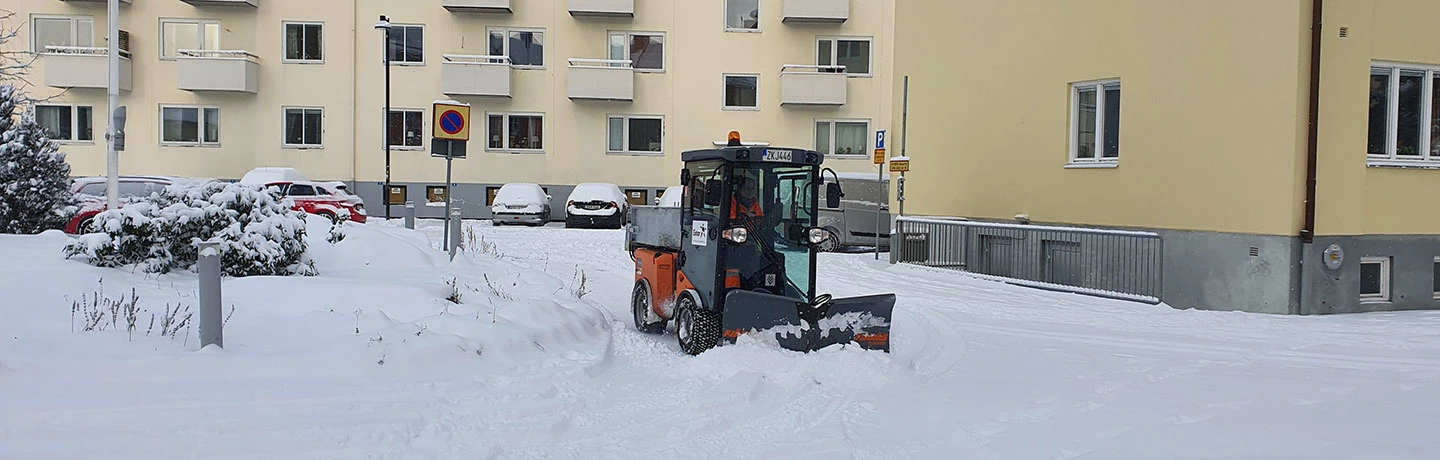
[265,181,368,223]
[65,176,174,234]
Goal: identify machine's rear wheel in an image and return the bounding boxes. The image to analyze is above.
[675,296,720,355]
[631,281,665,334]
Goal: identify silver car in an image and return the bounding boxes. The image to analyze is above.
[490,183,552,226]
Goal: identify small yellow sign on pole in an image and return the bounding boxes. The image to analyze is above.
[432,101,471,142]
[873,148,886,165]
[889,156,910,173]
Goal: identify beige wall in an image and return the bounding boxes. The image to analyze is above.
[891,0,1313,236]
[11,0,893,190]
[1314,0,1440,236]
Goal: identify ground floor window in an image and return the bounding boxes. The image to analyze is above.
[1070,79,1120,164]
[387,109,423,149]
[34,104,93,142]
[607,115,662,154]
[487,113,544,152]
[1360,256,1391,303]
[284,107,323,148]
[1368,64,1440,163]
[815,119,868,156]
[161,105,220,145]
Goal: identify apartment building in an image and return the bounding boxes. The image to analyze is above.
[11,0,894,218]
[890,0,1440,315]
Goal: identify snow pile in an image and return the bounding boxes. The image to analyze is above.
[0,83,77,234]
[62,180,316,277]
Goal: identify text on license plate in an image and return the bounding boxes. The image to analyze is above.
[762,149,793,162]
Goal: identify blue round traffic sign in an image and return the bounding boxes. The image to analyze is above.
[439,110,465,135]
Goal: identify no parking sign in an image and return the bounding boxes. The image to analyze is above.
[432,101,471,142]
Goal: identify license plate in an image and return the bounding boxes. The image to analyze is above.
[584,204,601,210]
[762,149,793,162]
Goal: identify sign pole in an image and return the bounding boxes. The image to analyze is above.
[431,100,471,259]
[874,129,886,260]
[104,0,120,211]
[443,141,453,252]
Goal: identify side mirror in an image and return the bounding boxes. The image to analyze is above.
[825,182,842,209]
[704,180,724,206]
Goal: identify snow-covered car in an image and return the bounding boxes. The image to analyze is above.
[263,180,367,223]
[656,185,684,207]
[491,183,551,226]
[564,183,628,229]
[65,176,175,234]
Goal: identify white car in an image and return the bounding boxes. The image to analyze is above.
[565,183,628,229]
[656,185,684,207]
[491,183,552,226]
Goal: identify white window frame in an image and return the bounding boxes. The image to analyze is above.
[282,21,324,64]
[34,104,94,144]
[385,108,425,151]
[1068,78,1121,167]
[387,24,425,66]
[282,107,324,149]
[159,104,221,147]
[159,18,222,61]
[608,30,665,73]
[723,0,762,33]
[607,114,665,156]
[816,36,873,77]
[31,15,94,53]
[485,112,547,154]
[723,73,760,111]
[814,119,870,157]
[1360,256,1391,303]
[487,27,546,69]
[1367,62,1440,168]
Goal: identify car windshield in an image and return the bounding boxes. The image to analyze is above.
[732,163,817,298]
[494,185,544,205]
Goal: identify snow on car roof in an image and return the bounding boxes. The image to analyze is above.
[494,183,548,204]
[567,183,624,202]
[240,167,310,185]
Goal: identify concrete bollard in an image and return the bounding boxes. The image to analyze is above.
[403,201,416,230]
[197,241,223,349]
[449,209,463,260]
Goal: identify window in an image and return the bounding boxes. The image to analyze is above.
[815,120,868,156]
[160,106,220,145]
[607,115,663,154]
[1070,79,1121,164]
[725,0,760,31]
[386,24,424,64]
[427,186,448,204]
[283,107,323,148]
[486,113,545,152]
[817,38,871,75]
[34,105,93,142]
[486,187,501,206]
[161,19,221,60]
[625,189,648,206]
[387,185,407,205]
[609,31,664,71]
[1434,257,1440,300]
[287,184,316,196]
[284,22,323,62]
[32,16,93,53]
[724,75,759,110]
[1367,64,1440,164]
[1360,256,1391,303]
[386,109,423,149]
[488,28,544,68]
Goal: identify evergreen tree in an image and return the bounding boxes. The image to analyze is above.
[0,84,77,234]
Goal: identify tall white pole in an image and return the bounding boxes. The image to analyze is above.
[105,0,119,210]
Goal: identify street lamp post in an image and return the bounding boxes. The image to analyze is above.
[375,15,393,221]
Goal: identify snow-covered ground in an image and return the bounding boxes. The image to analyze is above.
[4,217,1440,459]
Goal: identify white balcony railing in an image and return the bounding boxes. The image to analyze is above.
[780,64,847,106]
[442,54,513,97]
[177,49,260,93]
[42,46,133,91]
[567,58,634,101]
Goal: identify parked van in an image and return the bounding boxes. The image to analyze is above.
[817,173,891,251]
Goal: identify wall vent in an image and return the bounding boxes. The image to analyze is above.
[1249,246,1261,257]
[1339,27,1349,38]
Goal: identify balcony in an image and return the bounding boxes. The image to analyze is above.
[568,0,633,17]
[782,0,849,23]
[176,50,260,94]
[42,47,133,92]
[780,65,847,106]
[179,0,258,6]
[442,0,512,13]
[442,55,512,98]
[567,59,633,102]
[58,0,131,3]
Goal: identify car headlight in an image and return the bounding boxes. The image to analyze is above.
[723,227,748,244]
[808,228,826,244]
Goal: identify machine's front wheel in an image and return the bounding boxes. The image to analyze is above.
[675,296,720,355]
[631,281,666,334]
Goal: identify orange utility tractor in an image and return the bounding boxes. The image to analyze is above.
[625,132,896,355]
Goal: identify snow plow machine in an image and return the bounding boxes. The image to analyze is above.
[624,132,896,355]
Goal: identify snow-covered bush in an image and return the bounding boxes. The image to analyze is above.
[0,84,76,234]
[63,181,318,277]
[324,210,348,244]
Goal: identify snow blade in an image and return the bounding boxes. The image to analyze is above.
[721,290,896,353]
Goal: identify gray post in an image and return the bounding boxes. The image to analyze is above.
[197,241,223,348]
[104,0,120,211]
[448,208,462,260]
[443,144,454,249]
[403,200,415,229]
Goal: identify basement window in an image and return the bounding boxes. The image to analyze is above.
[1368,63,1440,167]
[1360,256,1391,303]
[1433,257,1440,300]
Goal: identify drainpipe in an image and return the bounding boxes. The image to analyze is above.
[1302,0,1323,244]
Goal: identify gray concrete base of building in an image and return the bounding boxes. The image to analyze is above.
[890,217,1440,315]
[347,181,670,222]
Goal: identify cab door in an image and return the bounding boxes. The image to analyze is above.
[681,160,726,310]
